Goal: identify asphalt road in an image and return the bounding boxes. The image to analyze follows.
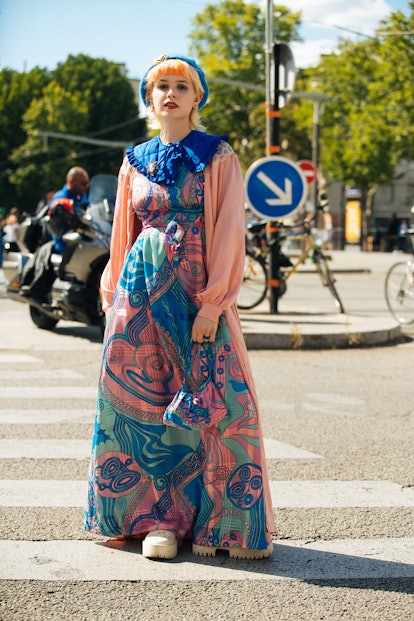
[0,252,414,620]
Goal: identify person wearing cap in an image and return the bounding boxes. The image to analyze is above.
[84,54,276,560]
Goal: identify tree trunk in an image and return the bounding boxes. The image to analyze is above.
[360,192,368,251]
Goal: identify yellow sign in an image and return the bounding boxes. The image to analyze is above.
[345,200,361,244]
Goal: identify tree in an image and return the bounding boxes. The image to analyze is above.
[309,4,414,247]
[1,55,146,211]
[52,55,144,149]
[188,1,304,171]
[0,67,49,207]
[280,68,313,162]
[10,82,89,198]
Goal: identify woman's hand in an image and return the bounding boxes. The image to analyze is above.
[192,314,218,344]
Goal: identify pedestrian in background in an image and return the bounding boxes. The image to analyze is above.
[0,210,7,296]
[84,53,276,560]
[35,187,56,216]
[386,212,400,252]
[397,217,411,252]
[0,210,5,266]
[3,207,20,253]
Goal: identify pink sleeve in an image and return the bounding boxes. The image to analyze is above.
[197,145,246,324]
[100,158,141,312]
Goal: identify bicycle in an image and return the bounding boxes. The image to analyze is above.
[238,215,346,313]
[385,230,414,324]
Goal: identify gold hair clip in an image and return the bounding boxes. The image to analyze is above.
[155,53,168,65]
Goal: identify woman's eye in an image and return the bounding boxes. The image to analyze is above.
[156,82,189,92]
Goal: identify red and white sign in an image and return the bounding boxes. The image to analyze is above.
[297,159,317,185]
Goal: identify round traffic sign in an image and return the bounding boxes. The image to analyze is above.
[245,156,307,220]
[297,159,317,185]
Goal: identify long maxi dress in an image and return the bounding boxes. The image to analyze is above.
[84,131,276,551]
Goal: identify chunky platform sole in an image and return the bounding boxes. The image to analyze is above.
[142,530,178,560]
[192,542,273,560]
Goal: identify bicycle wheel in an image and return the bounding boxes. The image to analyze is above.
[237,250,267,310]
[313,251,346,313]
[385,261,414,324]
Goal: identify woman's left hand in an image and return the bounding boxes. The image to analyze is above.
[192,314,218,344]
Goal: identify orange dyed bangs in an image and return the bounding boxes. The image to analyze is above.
[145,59,203,97]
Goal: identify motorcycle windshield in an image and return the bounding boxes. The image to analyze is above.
[87,174,118,222]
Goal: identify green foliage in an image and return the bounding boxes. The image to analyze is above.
[52,55,143,143]
[301,5,414,245]
[10,82,89,193]
[281,69,313,161]
[311,6,414,193]
[0,67,49,206]
[188,1,303,171]
[0,55,146,211]
[0,67,49,158]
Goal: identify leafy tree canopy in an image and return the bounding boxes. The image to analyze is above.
[1,55,146,211]
[310,5,414,193]
[300,3,414,244]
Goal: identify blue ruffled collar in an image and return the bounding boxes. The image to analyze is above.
[126,130,227,185]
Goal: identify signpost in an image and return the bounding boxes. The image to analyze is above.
[275,43,296,109]
[245,156,307,220]
[245,156,307,312]
[297,159,317,186]
[263,2,298,312]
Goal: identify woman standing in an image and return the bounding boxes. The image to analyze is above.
[84,54,276,560]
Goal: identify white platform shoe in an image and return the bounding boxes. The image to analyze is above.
[142,530,178,560]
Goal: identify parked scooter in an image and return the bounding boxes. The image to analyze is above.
[7,174,117,335]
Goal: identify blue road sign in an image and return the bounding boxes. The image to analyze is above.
[245,156,306,220]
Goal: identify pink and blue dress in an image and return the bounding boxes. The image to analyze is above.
[84,132,274,551]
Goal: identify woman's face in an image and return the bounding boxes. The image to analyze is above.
[150,74,200,124]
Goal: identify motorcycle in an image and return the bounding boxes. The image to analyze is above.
[7,174,117,335]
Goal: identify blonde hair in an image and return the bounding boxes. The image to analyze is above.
[144,58,206,131]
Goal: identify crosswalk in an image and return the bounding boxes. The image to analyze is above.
[1,350,414,592]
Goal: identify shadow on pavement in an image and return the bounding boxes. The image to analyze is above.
[99,539,414,593]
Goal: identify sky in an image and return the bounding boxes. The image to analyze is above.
[0,0,411,84]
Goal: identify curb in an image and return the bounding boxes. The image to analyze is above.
[239,313,403,350]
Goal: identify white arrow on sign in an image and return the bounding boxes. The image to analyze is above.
[257,171,292,206]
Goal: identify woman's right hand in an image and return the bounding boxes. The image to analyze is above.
[191,314,218,344]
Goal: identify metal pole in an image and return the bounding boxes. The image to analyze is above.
[267,43,282,313]
[265,0,274,150]
[312,100,321,216]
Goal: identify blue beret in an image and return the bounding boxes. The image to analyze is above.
[140,53,209,110]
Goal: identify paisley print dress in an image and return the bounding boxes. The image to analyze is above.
[84,136,273,551]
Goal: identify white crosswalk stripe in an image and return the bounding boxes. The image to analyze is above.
[2,478,414,508]
[0,409,92,424]
[0,368,84,380]
[1,386,97,399]
[1,538,413,581]
[0,353,43,364]
[0,436,320,460]
[0,439,92,459]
